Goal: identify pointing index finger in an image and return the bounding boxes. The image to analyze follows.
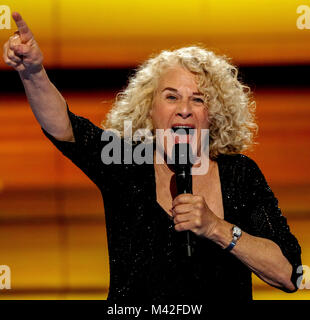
[12,12,33,43]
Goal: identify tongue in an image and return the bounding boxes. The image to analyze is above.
[174,133,190,144]
[171,127,193,144]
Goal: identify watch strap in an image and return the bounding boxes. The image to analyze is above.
[225,238,237,251]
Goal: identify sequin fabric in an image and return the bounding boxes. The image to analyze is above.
[41,105,302,303]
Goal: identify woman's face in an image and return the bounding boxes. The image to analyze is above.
[150,65,210,161]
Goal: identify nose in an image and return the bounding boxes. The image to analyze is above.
[176,100,193,119]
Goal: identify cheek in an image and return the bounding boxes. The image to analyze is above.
[197,110,210,128]
[151,102,172,127]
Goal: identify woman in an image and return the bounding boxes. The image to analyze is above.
[3,12,302,303]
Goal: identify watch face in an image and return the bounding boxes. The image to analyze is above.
[233,226,242,238]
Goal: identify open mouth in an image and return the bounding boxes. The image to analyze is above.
[171,125,196,144]
[171,125,195,135]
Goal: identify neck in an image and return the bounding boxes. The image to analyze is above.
[154,149,213,177]
[154,151,175,177]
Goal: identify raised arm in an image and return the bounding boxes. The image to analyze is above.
[2,11,74,142]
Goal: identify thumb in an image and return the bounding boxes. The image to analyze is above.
[9,33,22,48]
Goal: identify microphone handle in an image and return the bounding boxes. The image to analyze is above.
[175,166,192,257]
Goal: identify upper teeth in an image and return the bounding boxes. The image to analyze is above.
[172,126,192,129]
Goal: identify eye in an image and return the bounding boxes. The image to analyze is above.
[193,97,204,104]
[166,95,177,101]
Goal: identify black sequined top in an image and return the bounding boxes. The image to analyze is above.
[41,105,302,303]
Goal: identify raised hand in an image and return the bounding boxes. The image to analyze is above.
[2,12,43,73]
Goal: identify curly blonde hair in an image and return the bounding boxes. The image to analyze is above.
[103,45,258,159]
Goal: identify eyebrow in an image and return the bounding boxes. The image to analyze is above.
[161,87,204,96]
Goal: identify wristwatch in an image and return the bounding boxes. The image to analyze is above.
[225,225,242,251]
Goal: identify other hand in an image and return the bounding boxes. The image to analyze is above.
[171,194,221,239]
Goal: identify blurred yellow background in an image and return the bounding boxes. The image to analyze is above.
[0,0,310,300]
[1,0,310,67]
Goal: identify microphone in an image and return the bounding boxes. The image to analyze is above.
[172,142,193,257]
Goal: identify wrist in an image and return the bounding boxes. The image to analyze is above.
[19,64,44,81]
[209,219,234,249]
